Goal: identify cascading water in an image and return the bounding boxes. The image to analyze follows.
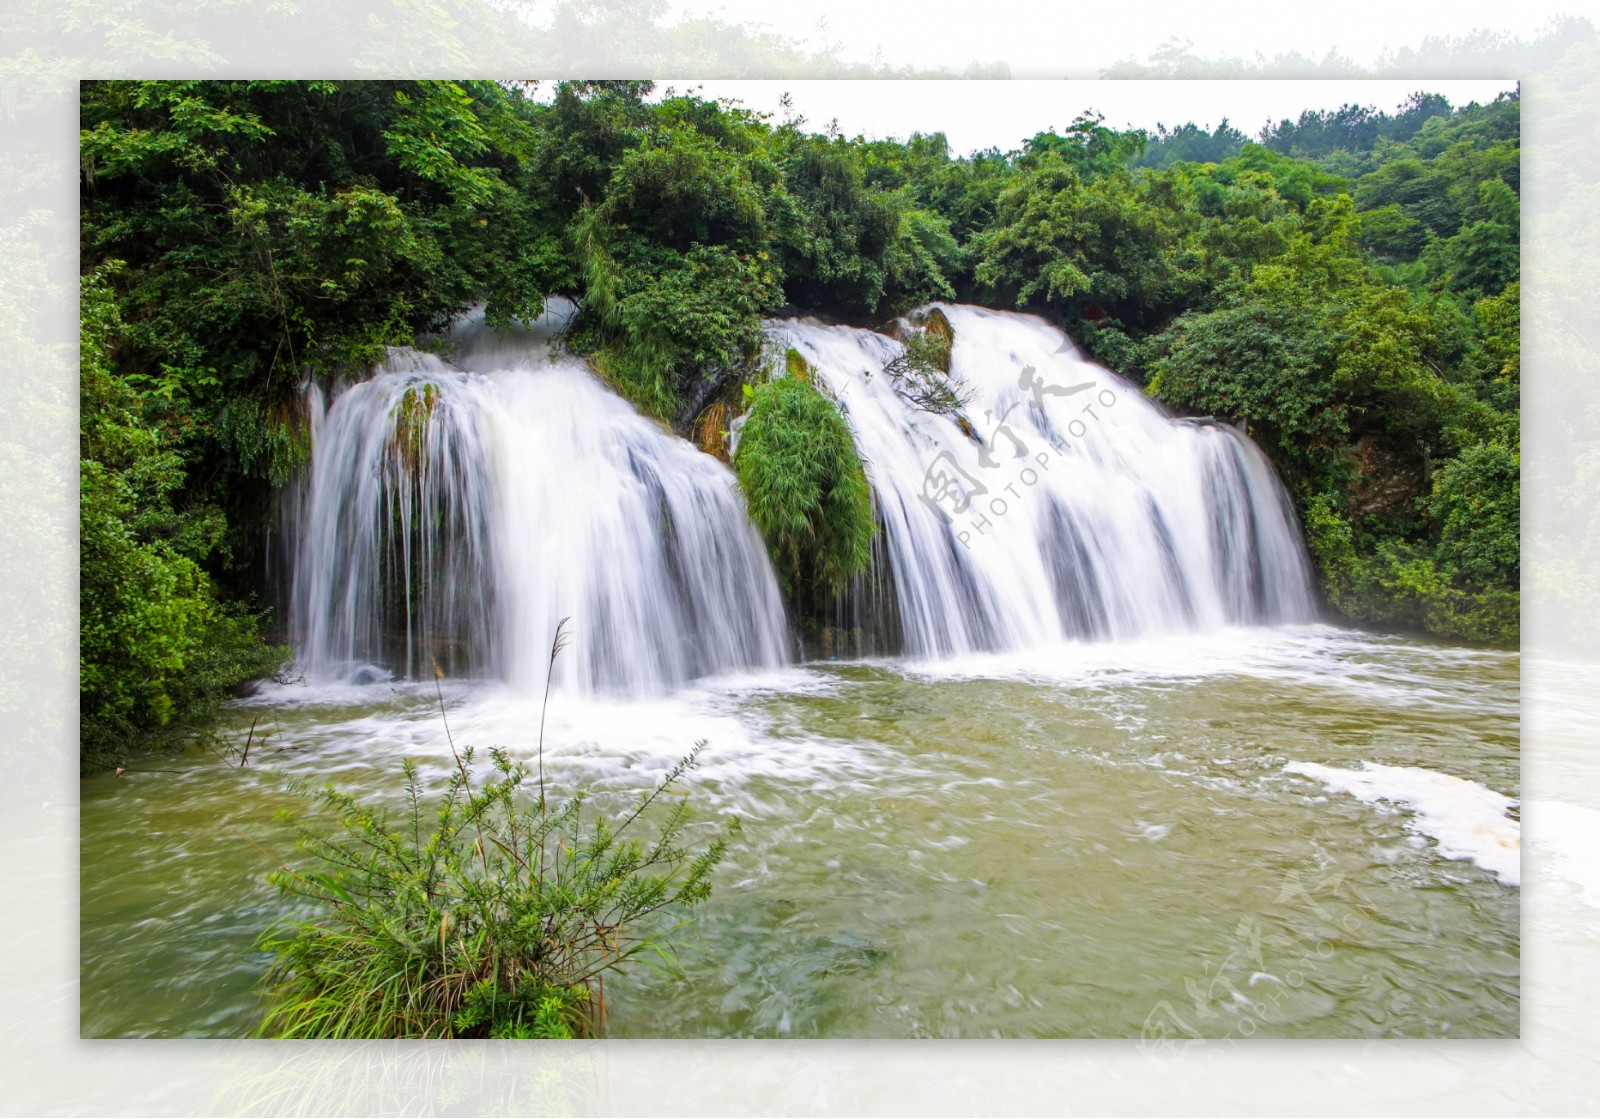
[289,300,791,693]
[770,304,1319,656]
[289,298,1318,690]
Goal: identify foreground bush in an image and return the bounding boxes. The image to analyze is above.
[258,730,731,1038]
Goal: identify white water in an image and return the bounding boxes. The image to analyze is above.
[1288,760,1522,886]
[290,301,1318,691]
[773,304,1319,656]
[289,300,791,693]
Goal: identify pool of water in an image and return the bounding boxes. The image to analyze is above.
[80,624,1519,1038]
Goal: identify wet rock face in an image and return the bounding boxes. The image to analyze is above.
[694,399,731,464]
[916,306,955,373]
[1345,434,1426,519]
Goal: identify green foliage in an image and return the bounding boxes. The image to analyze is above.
[79,265,287,767]
[733,378,875,607]
[1467,281,1520,412]
[971,154,1188,327]
[79,79,1519,648]
[259,740,730,1039]
[391,383,441,476]
[598,122,768,253]
[80,80,555,478]
[562,106,786,423]
[1018,112,1148,177]
[1298,435,1518,647]
[1357,204,1426,260]
[573,211,780,422]
[884,308,971,415]
[1147,296,1345,486]
[771,133,956,317]
[1429,218,1519,296]
[784,347,816,382]
[1133,150,1514,574]
[1144,211,1518,645]
[1302,492,1364,612]
[1431,442,1520,590]
[1134,119,1248,169]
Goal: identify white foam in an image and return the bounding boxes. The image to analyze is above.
[891,623,1515,720]
[234,669,909,822]
[1287,761,1520,886]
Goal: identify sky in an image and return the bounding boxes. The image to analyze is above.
[650,79,1520,156]
[667,0,1567,78]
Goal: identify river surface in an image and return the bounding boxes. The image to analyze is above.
[80,624,1519,1039]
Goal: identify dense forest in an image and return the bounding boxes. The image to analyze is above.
[79,79,1520,766]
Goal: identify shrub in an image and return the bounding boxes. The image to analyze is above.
[1429,442,1519,590]
[1145,296,1345,489]
[257,644,732,1038]
[1301,491,1517,646]
[733,377,875,608]
[571,182,780,424]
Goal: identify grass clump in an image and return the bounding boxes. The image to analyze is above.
[733,377,875,609]
[256,633,732,1038]
[784,346,816,383]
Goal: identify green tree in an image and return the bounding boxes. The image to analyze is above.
[79,265,286,766]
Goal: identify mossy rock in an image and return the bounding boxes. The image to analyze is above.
[782,346,837,400]
[785,347,815,383]
[693,399,731,464]
[908,307,953,373]
[391,381,440,474]
[884,308,966,415]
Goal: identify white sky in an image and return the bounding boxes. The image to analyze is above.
[667,0,1569,79]
[652,79,1519,156]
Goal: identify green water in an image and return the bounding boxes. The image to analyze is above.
[80,625,1519,1038]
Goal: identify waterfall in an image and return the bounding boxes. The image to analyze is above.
[289,300,791,692]
[770,304,1320,656]
[288,299,1319,691]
